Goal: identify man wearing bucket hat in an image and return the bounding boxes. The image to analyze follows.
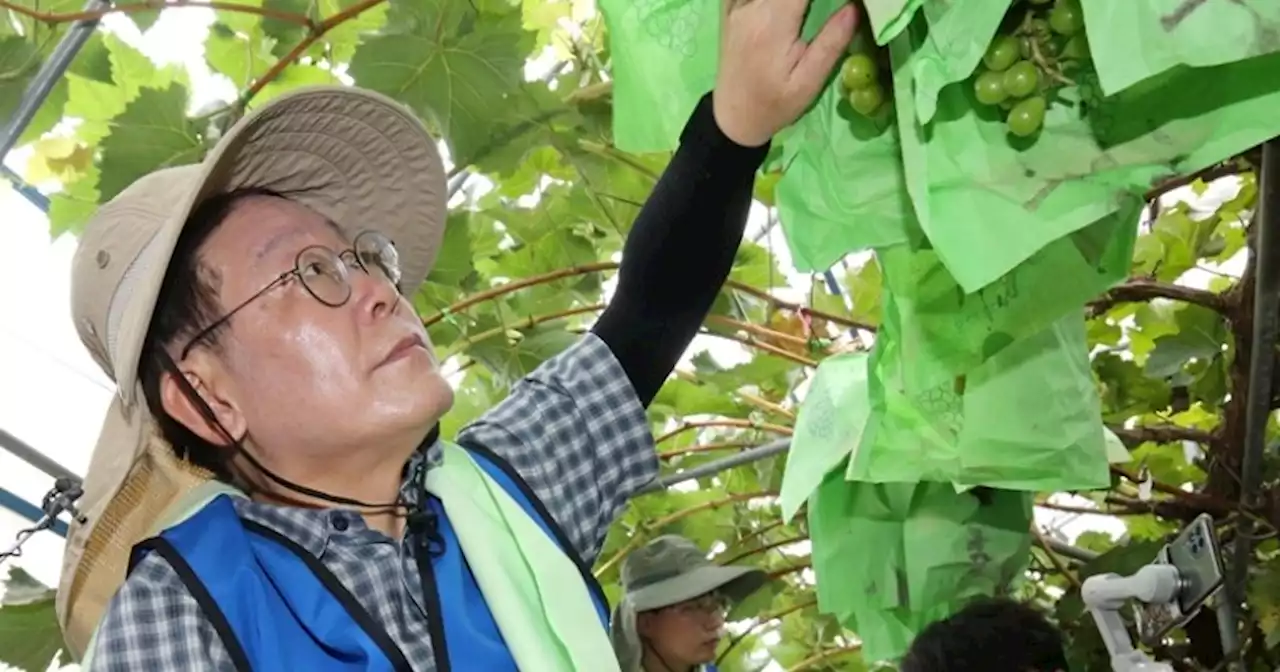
[58,1,857,670]
[611,535,769,672]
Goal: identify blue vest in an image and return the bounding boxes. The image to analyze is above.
[128,445,610,671]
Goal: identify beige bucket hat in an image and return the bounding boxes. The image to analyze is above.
[55,85,447,659]
[610,535,769,671]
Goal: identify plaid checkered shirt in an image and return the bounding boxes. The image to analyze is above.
[88,334,658,671]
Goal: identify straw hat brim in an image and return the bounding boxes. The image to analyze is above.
[55,85,447,659]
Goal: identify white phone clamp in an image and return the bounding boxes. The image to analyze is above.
[1082,565,1181,672]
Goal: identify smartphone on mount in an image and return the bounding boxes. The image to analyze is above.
[1133,513,1226,646]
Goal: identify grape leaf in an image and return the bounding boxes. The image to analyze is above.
[249,64,341,109]
[0,31,70,146]
[96,84,205,202]
[205,22,275,90]
[425,211,477,288]
[0,568,63,672]
[259,0,312,58]
[65,73,129,144]
[69,32,113,84]
[1144,305,1227,379]
[348,0,533,168]
[465,324,579,387]
[0,36,40,123]
[317,0,390,63]
[129,6,161,32]
[49,164,102,238]
[1249,558,1280,649]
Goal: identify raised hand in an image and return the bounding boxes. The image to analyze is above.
[713,0,859,147]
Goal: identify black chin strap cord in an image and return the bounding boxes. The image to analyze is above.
[232,418,446,558]
[162,352,448,558]
[234,422,440,508]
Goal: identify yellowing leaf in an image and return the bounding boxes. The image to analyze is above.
[25,136,94,184]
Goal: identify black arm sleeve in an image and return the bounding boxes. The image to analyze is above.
[591,92,770,406]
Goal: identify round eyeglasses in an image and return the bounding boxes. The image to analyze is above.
[670,593,731,620]
[180,230,402,359]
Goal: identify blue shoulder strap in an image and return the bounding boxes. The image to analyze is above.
[133,495,410,672]
[457,442,610,626]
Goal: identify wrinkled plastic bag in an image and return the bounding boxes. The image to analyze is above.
[808,467,1033,662]
[890,20,1280,293]
[1081,0,1280,96]
[850,308,1111,492]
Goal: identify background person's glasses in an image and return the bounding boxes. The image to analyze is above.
[670,593,731,619]
[180,230,402,359]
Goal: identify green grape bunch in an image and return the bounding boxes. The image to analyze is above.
[970,0,1092,139]
[839,29,892,118]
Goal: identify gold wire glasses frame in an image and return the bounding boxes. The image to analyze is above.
[179,230,402,359]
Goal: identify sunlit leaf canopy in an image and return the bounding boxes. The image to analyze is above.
[0,0,1275,670]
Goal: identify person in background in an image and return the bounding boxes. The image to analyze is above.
[611,535,769,672]
[900,598,1070,672]
[56,0,859,670]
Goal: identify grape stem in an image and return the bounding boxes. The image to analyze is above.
[1027,37,1076,87]
[1018,9,1076,87]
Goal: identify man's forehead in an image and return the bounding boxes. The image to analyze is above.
[207,195,347,262]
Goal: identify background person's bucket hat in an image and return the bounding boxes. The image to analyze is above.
[55,85,447,658]
[610,535,769,671]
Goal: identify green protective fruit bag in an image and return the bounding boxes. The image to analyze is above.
[1080,0,1280,97]
[873,213,1135,391]
[890,18,1280,294]
[887,0,1012,125]
[850,304,1111,493]
[597,0,720,154]
[861,0,923,45]
[775,81,914,272]
[809,467,1033,662]
[778,352,873,520]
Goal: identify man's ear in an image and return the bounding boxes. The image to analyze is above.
[635,611,655,638]
[159,355,246,446]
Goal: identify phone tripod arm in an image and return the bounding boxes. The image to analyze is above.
[1082,564,1182,672]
